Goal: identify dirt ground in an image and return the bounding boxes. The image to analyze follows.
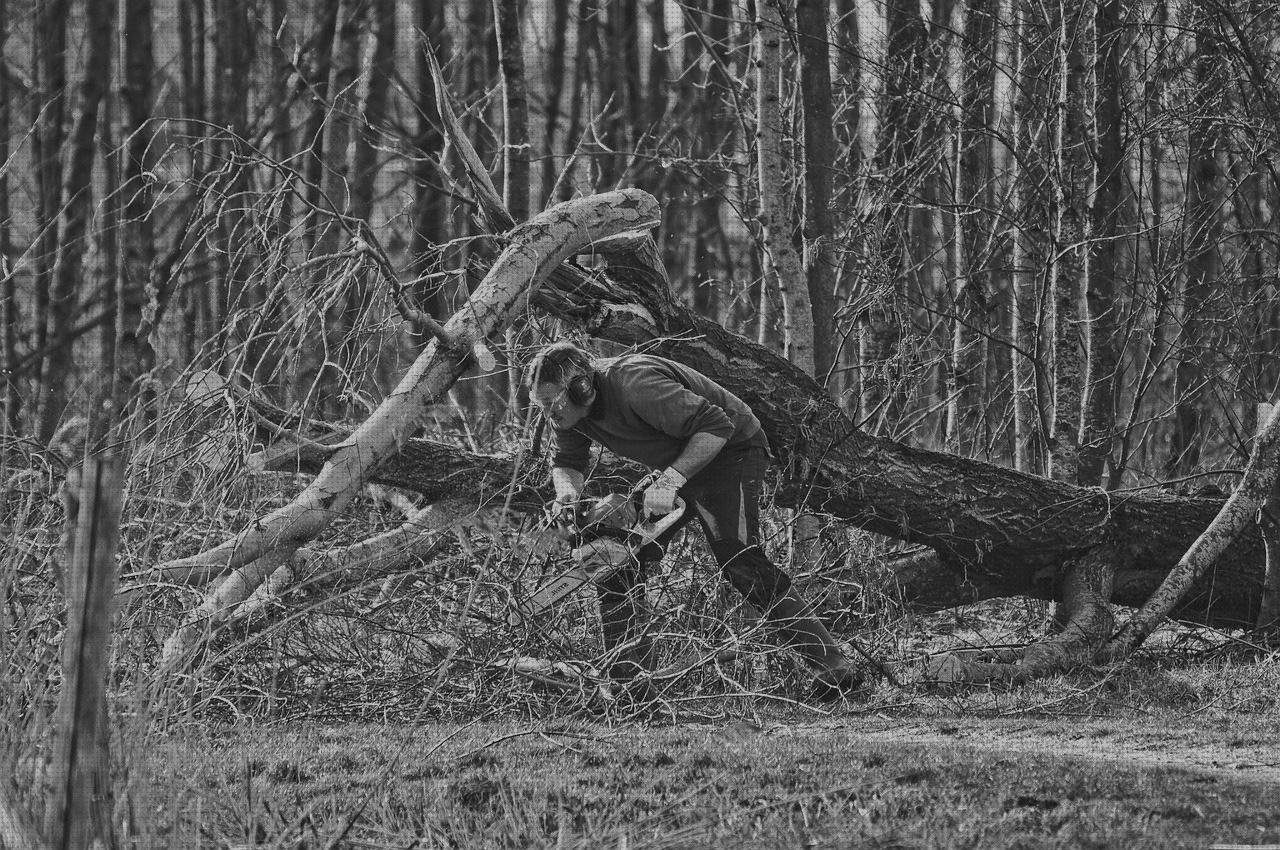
[764,715,1280,784]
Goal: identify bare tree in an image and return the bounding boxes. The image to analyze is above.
[0,0,16,433]
[945,0,996,455]
[1046,0,1088,483]
[1077,0,1125,486]
[410,0,451,322]
[493,0,530,222]
[116,0,158,419]
[30,0,69,387]
[1167,7,1226,477]
[754,0,813,373]
[794,0,839,382]
[36,0,112,444]
[862,0,929,428]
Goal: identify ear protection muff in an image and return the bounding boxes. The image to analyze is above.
[566,372,594,406]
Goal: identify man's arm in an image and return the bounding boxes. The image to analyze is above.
[668,432,728,481]
[643,432,729,517]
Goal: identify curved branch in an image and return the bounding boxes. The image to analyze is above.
[156,190,660,667]
[1106,400,1280,657]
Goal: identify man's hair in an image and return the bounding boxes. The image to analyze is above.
[526,340,594,388]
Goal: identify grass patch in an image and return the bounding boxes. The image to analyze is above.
[129,719,1280,848]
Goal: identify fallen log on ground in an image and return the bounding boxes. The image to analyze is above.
[246,235,1267,643]
[157,187,1269,683]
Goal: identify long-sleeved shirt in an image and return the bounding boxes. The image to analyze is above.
[551,354,765,480]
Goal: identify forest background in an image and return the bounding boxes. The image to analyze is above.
[4,0,1280,846]
[4,0,1274,479]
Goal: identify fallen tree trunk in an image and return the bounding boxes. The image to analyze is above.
[248,235,1266,634]
[162,189,1268,682]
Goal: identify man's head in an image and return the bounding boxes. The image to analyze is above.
[528,341,597,429]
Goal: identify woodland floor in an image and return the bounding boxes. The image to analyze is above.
[131,709,1280,849]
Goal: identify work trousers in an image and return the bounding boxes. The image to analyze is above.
[596,441,795,675]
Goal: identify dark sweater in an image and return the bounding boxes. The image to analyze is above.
[551,354,765,477]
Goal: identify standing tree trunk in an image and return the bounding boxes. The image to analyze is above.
[598,0,641,188]
[1078,0,1124,486]
[1112,0,1169,489]
[298,0,340,261]
[411,0,450,321]
[118,0,158,421]
[176,0,208,364]
[0,0,17,434]
[36,0,112,444]
[642,0,669,196]
[209,0,251,348]
[945,0,994,456]
[794,0,839,383]
[1168,11,1224,478]
[492,0,531,421]
[492,0,530,222]
[541,0,571,202]
[755,0,813,373]
[1047,0,1088,484]
[687,0,735,327]
[863,0,928,429]
[1008,0,1049,473]
[311,0,362,415]
[558,0,595,203]
[31,0,69,393]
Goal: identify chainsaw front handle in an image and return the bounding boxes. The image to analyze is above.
[632,496,685,546]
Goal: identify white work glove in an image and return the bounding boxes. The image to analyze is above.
[549,468,582,519]
[642,467,686,518]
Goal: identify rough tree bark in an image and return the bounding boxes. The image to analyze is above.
[0,0,16,433]
[1047,0,1087,485]
[118,0,158,419]
[754,0,813,373]
[1077,0,1124,487]
[1168,10,1225,478]
[794,0,839,382]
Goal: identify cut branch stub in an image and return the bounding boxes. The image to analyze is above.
[156,191,659,670]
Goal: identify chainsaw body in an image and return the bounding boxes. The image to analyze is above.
[509,483,686,624]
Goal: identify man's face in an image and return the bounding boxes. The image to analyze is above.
[533,380,590,429]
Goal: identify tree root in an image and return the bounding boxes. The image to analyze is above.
[925,545,1116,684]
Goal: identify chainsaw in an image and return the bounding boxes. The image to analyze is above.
[508,473,686,625]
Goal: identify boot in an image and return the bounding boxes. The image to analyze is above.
[763,592,866,701]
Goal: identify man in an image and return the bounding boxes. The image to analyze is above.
[527,340,865,702]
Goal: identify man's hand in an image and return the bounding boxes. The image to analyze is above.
[551,466,584,503]
[643,467,686,517]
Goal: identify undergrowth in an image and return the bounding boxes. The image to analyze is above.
[3,378,1280,847]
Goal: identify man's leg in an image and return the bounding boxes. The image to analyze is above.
[594,510,695,682]
[595,558,653,681]
[691,447,864,698]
